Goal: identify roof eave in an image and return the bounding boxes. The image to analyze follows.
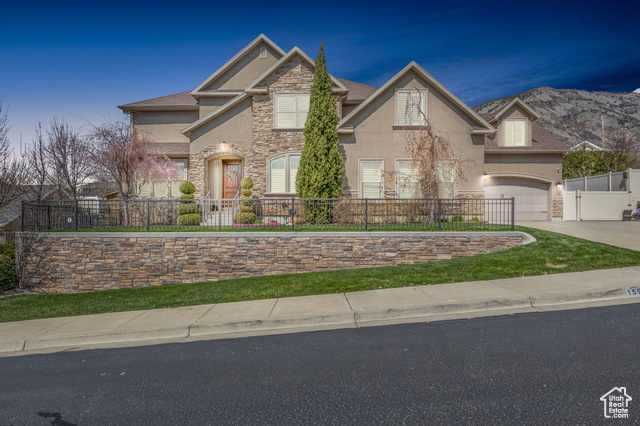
[118,105,199,113]
[180,93,249,135]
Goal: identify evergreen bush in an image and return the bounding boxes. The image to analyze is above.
[177,181,199,226]
[234,177,256,224]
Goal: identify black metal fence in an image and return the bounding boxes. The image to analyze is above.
[21,197,515,232]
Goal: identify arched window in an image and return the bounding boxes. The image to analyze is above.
[268,153,301,194]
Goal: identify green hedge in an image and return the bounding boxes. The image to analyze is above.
[178,204,199,215]
[0,244,17,292]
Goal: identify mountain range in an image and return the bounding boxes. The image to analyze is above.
[473,87,640,149]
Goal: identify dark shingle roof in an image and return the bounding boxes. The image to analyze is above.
[335,77,378,102]
[120,91,198,108]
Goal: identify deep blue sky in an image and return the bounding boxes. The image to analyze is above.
[2,0,639,149]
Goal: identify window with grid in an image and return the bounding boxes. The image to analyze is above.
[268,153,301,193]
[503,119,526,146]
[396,89,427,125]
[437,161,456,199]
[274,94,310,128]
[397,160,418,198]
[360,160,383,198]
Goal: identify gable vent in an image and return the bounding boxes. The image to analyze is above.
[292,59,300,71]
[259,47,267,59]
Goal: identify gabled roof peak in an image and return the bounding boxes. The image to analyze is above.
[491,97,540,122]
[244,46,348,94]
[191,34,285,96]
[339,61,494,134]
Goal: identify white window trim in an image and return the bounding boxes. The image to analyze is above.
[396,159,418,199]
[503,118,527,147]
[273,93,310,130]
[359,159,384,199]
[266,152,302,194]
[394,88,427,126]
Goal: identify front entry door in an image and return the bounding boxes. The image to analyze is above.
[222,160,242,199]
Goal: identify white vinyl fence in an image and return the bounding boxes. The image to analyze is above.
[563,168,639,221]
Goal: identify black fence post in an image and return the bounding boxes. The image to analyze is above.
[74,198,79,232]
[146,199,150,232]
[437,199,442,232]
[21,201,25,232]
[291,197,295,232]
[364,198,369,232]
[511,197,515,231]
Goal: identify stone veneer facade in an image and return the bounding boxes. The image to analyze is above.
[189,55,342,199]
[553,199,563,219]
[18,232,525,293]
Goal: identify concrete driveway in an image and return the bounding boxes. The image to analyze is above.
[518,221,640,251]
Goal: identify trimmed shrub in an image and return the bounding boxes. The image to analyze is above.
[178,204,199,215]
[452,215,464,222]
[240,177,254,189]
[0,244,17,292]
[177,181,199,226]
[234,177,256,224]
[177,213,200,226]
[179,181,196,195]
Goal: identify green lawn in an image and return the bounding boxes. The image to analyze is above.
[1,227,639,323]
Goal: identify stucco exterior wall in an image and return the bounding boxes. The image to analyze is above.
[484,153,563,183]
[133,111,198,143]
[201,42,281,91]
[340,70,485,196]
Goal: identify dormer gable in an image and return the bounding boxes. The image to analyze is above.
[489,98,539,148]
[192,34,285,97]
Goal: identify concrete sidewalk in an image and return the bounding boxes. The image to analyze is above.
[2,266,640,355]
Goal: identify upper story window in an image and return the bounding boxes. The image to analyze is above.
[268,153,301,193]
[503,119,526,146]
[274,94,309,129]
[395,89,427,126]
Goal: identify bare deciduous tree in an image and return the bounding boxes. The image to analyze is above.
[44,118,93,198]
[24,123,51,201]
[605,127,640,168]
[0,103,28,210]
[88,121,177,198]
[390,88,467,199]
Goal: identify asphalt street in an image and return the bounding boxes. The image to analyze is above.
[1,304,639,425]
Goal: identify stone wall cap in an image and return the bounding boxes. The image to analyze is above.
[23,231,534,244]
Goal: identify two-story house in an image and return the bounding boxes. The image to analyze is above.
[118,34,566,220]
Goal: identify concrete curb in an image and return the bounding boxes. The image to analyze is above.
[2,285,637,354]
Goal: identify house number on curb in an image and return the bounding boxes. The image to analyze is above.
[626,288,640,296]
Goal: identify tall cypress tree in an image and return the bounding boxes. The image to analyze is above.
[296,42,345,223]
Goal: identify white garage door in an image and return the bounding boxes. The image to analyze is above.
[485,177,549,221]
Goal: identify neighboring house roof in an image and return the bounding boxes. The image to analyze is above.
[79,182,119,197]
[335,77,378,103]
[339,61,495,134]
[482,118,568,152]
[0,186,67,228]
[571,140,604,151]
[192,34,285,96]
[118,91,198,111]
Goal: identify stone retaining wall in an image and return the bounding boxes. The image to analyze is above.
[18,232,528,293]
